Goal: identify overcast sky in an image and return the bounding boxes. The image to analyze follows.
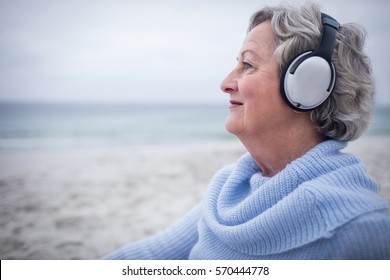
[0,0,389,105]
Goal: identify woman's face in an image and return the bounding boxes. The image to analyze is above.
[220,21,294,140]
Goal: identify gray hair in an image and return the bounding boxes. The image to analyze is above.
[248,2,374,141]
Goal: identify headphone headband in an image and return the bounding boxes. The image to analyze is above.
[315,13,340,62]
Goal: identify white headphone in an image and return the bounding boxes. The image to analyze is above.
[281,13,340,111]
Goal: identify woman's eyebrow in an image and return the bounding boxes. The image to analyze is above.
[239,49,261,60]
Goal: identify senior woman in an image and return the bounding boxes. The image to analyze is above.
[102,2,390,259]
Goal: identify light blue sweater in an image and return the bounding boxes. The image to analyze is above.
[102,140,390,259]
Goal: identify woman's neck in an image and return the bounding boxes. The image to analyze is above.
[239,121,324,177]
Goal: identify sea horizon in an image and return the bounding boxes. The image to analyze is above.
[0,101,388,150]
[0,101,234,150]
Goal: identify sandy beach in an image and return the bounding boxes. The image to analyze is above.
[0,136,389,260]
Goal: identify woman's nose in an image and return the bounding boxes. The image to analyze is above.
[220,70,238,94]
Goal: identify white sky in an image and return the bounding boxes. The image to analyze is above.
[0,0,389,105]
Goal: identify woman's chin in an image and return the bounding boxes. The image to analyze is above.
[224,116,242,136]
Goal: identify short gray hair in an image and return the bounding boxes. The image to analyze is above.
[248,2,374,141]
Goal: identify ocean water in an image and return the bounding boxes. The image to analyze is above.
[0,102,388,150]
[0,102,234,149]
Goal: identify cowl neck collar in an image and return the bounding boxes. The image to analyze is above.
[203,140,388,256]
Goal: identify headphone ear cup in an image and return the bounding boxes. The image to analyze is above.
[282,51,336,111]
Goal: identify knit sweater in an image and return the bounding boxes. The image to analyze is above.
[102,140,390,260]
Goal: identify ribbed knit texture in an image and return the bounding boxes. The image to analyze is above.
[101,140,390,260]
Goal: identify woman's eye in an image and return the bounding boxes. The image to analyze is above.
[243,61,253,70]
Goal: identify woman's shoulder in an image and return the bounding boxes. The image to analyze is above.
[328,210,390,259]
[339,210,390,237]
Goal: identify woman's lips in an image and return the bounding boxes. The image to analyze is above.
[229,100,244,109]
